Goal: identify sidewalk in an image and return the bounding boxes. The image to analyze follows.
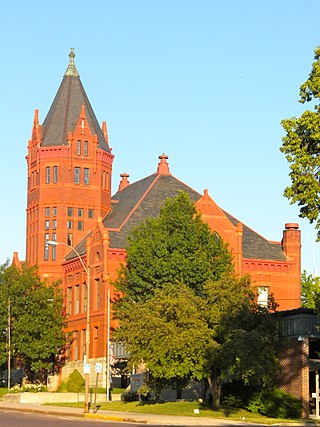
[0,400,277,426]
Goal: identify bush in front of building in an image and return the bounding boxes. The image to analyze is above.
[58,369,85,393]
[246,387,302,419]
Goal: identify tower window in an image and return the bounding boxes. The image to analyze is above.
[78,221,84,231]
[53,166,58,183]
[46,167,51,184]
[78,208,83,217]
[44,233,49,260]
[45,220,50,230]
[67,220,73,229]
[84,141,88,157]
[45,207,50,217]
[53,207,57,217]
[74,167,80,184]
[84,168,89,185]
[52,233,57,260]
[67,234,73,247]
[88,209,94,219]
[52,220,57,230]
[77,140,81,156]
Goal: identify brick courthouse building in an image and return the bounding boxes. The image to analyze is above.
[22,50,320,416]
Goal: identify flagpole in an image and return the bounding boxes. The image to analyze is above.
[106,288,110,402]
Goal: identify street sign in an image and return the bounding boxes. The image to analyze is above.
[84,363,90,374]
[95,363,102,373]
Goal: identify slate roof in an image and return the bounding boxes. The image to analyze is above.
[40,50,110,152]
[67,167,286,263]
[105,174,201,249]
[101,172,286,261]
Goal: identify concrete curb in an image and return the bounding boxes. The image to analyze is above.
[84,413,148,423]
[0,404,147,423]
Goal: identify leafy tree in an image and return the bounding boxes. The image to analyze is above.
[301,269,320,308]
[280,47,320,237]
[115,191,233,301]
[0,263,67,379]
[115,282,211,397]
[114,193,278,406]
[203,274,279,407]
[116,272,278,407]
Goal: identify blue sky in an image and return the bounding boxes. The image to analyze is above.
[1,0,320,274]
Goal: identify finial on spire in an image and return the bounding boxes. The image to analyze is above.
[64,48,79,77]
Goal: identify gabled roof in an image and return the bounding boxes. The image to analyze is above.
[68,155,286,262]
[103,168,285,261]
[105,173,201,249]
[40,49,110,152]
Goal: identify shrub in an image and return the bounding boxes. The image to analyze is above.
[246,387,302,419]
[121,390,139,401]
[57,369,85,393]
[67,369,85,393]
[10,383,47,393]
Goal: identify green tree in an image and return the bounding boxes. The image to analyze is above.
[115,193,278,406]
[301,269,320,308]
[203,274,279,407]
[280,47,320,236]
[115,191,233,301]
[115,282,211,398]
[0,263,67,378]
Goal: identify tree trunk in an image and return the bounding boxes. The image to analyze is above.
[208,375,222,408]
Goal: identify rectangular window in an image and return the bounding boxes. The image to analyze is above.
[78,208,83,217]
[95,279,100,310]
[45,220,50,230]
[258,286,269,307]
[77,140,81,156]
[52,220,57,230]
[88,209,94,219]
[67,220,73,229]
[67,287,72,315]
[67,234,73,247]
[46,166,50,184]
[75,285,80,314]
[44,233,49,260]
[84,168,89,185]
[78,221,84,231]
[102,171,106,189]
[67,207,73,217]
[74,331,79,361]
[84,141,88,157]
[52,233,57,260]
[53,207,57,217]
[45,207,50,217]
[83,284,88,313]
[53,166,58,183]
[74,167,80,184]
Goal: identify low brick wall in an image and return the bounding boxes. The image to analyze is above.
[2,392,109,404]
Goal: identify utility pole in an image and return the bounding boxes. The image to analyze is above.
[7,299,10,391]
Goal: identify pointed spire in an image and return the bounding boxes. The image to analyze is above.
[156,153,171,175]
[64,48,79,77]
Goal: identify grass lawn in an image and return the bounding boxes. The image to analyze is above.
[47,400,303,425]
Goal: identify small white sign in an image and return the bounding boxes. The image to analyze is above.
[95,363,102,373]
[84,363,90,374]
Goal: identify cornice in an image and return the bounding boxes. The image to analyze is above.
[242,259,292,272]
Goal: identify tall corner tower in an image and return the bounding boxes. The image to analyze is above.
[26,49,114,279]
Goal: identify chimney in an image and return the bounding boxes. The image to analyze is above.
[118,173,130,192]
[282,223,301,261]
